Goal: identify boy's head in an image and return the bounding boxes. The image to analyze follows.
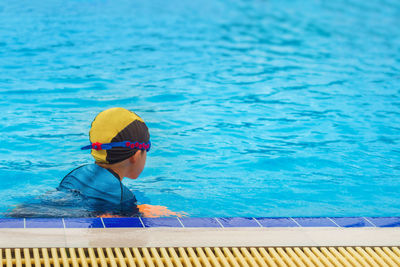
[86,107,150,166]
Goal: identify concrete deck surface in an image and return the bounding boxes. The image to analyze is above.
[0,227,399,247]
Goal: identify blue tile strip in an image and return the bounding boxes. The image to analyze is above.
[64,218,104,228]
[365,217,400,227]
[218,217,260,227]
[102,217,143,228]
[329,217,374,227]
[180,217,221,227]
[0,217,398,228]
[25,218,64,228]
[255,217,299,227]
[0,218,24,228]
[294,217,338,227]
[141,217,182,227]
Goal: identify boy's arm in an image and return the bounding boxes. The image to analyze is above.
[137,204,187,218]
[97,204,187,218]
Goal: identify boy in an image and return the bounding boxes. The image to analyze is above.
[58,107,150,216]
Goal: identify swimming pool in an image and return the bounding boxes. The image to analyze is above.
[0,0,399,217]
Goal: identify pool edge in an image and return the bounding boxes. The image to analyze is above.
[1,227,400,247]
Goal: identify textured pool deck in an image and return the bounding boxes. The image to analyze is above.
[0,217,399,248]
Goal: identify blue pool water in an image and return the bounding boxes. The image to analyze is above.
[0,0,399,217]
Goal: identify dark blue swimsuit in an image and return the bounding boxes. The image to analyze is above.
[58,164,139,216]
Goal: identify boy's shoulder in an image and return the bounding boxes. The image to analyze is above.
[58,164,124,204]
[60,164,118,193]
[60,164,96,183]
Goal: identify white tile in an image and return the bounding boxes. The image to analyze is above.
[0,229,66,248]
[1,227,400,248]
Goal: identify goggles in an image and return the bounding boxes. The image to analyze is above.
[81,141,151,152]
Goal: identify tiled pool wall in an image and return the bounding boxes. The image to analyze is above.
[0,217,399,228]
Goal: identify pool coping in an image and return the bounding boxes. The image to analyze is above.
[0,227,400,248]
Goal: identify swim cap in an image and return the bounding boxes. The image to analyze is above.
[89,108,150,164]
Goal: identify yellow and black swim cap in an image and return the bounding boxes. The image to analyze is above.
[87,107,150,164]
